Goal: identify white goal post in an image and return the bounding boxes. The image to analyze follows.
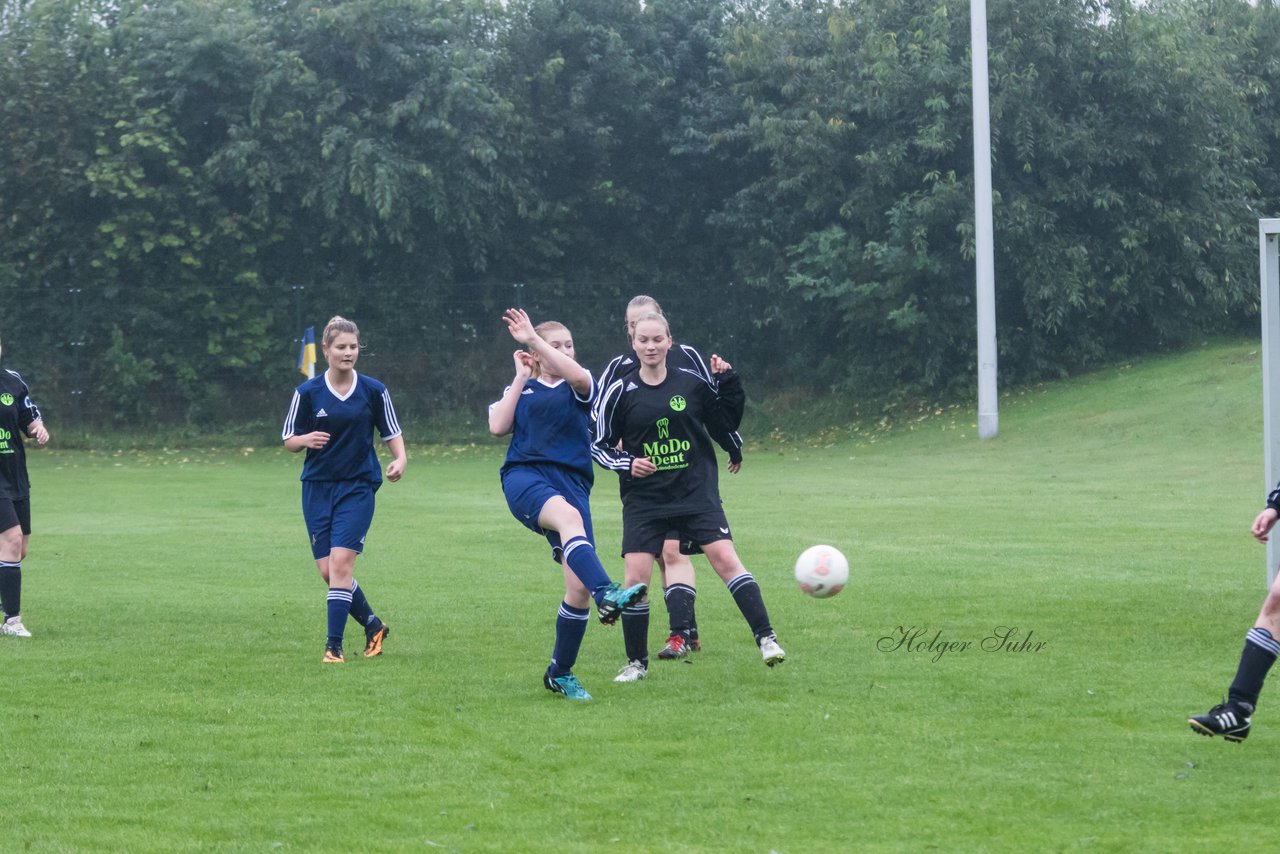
[1260,219,1280,586]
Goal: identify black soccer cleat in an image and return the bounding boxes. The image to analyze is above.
[1189,700,1253,742]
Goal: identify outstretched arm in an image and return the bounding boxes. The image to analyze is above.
[502,308,591,396]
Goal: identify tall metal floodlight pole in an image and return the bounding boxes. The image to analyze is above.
[1259,219,1280,587]
[971,0,998,439]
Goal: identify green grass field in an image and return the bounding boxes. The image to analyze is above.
[3,339,1276,852]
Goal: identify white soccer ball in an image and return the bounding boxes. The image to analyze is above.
[794,545,849,598]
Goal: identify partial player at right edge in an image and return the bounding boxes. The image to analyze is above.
[1189,481,1280,742]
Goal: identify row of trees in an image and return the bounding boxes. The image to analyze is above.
[1,0,1277,428]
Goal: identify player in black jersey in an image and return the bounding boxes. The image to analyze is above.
[594,313,783,682]
[0,336,50,638]
[1188,482,1280,742]
[593,295,745,661]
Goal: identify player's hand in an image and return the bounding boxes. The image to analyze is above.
[727,460,741,474]
[710,354,733,374]
[503,308,536,345]
[386,458,405,482]
[631,457,657,478]
[513,349,533,379]
[28,421,49,445]
[1253,507,1279,543]
[305,431,330,449]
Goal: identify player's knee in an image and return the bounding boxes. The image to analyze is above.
[0,528,21,559]
[703,547,743,580]
[623,563,652,588]
[549,504,585,539]
[1261,588,1280,619]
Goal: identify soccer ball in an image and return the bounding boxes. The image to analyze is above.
[794,545,848,598]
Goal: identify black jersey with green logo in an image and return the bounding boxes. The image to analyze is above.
[0,370,41,499]
[593,366,741,520]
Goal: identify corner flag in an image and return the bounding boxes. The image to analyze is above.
[298,326,316,378]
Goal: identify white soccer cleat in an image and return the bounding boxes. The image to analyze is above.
[759,634,785,667]
[613,660,648,683]
[2,615,32,637]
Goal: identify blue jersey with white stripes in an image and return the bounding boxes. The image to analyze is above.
[494,376,596,483]
[282,372,401,483]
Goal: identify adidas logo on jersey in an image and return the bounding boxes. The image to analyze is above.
[316,408,328,417]
[626,381,638,392]
[521,388,535,395]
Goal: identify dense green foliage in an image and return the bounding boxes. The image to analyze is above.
[1,0,1277,427]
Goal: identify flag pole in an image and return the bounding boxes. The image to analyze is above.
[972,0,998,439]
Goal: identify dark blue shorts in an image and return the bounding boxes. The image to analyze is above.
[501,463,594,563]
[302,480,379,560]
[0,498,31,536]
[622,508,730,557]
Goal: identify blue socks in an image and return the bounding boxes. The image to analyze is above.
[549,602,590,676]
[348,579,377,629]
[326,587,353,646]
[561,536,612,597]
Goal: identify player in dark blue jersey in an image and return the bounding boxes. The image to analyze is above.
[0,336,49,639]
[490,308,646,701]
[593,295,745,662]
[594,312,783,682]
[282,316,406,663]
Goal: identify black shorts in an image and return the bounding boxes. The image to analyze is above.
[0,498,31,535]
[622,509,731,557]
[658,528,703,557]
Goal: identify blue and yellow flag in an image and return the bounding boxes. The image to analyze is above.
[298,326,316,378]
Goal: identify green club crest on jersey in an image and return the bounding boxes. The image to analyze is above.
[669,395,686,412]
[0,394,12,406]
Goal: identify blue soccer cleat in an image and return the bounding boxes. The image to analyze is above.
[596,582,648,626]
[544,670,592,701]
